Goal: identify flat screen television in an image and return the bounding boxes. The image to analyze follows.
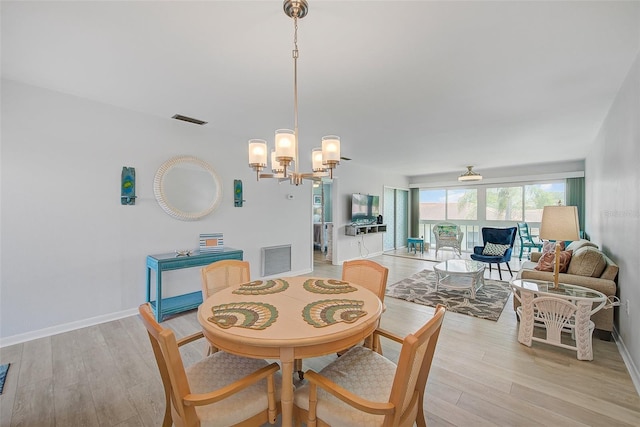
[351,194,380,223]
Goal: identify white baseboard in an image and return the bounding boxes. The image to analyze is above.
[0,268,315,348]
[0,308,138,348]
[613,327,640,396]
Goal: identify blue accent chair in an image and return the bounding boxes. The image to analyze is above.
[470,227,518,280]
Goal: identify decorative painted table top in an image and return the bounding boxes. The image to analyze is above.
[198,276,383,347]
[197,276,383,427]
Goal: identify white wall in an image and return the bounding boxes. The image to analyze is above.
[586,52,640,384]
[0,79,407,343]
[332,166,409,263]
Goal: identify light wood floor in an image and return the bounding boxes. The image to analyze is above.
[1,253,639,427]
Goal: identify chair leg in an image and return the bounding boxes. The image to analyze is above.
[506,262,513,277]
[519,246,523,260]
[497,263,503,280]
[295,358,304,380]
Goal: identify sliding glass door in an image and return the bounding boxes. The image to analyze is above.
[383,187,409,251]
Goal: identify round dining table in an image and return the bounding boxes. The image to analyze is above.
[197,276,383,427]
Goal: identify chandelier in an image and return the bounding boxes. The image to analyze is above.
[248,0,340,186]
[458,165,483,182]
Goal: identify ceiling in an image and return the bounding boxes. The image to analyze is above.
[2,1,639,177]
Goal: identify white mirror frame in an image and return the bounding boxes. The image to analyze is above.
[153,156,223,221]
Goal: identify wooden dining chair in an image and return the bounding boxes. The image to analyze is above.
[138,303,281,427]
[201,259,251,299]
[201,259,250,355]
[293,305,446,427]
[340,259,389,354]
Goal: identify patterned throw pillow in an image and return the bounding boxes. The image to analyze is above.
[542,240,565,253]
[534,250,573,272]
[482,242,510,256]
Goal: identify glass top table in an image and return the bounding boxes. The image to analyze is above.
[433,259,486,299]
[510,279,607,360]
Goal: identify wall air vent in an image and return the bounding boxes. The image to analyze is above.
[261,244,292,276]
[171,114,208,125]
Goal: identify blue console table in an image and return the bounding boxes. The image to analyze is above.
[146,248,243,322]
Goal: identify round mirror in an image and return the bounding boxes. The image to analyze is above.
[153,156,223,221]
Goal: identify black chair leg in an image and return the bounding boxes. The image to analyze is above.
[497,263,503,280]
[488,263,492,273]
[506,262,513,277]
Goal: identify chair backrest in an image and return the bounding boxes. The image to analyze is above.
[138,303,197,426]
[341,259,389,301]
[482,227,517,247]
[433,222,461,238]
[201,260,250,299]
[481,227,517,261]
[517,222,534,244]
[388,305,446,425]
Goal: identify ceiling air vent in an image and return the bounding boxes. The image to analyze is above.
[172,114,208,125]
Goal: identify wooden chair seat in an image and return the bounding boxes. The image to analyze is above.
[187,352,283,426]
[295,305,446,427]
[295,346,396,426]
[138,303,281,427]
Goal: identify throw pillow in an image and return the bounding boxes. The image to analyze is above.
[542,240,565,254]
[482,242,510,256]
[566,239,599,253]
[566,247,607,277]
[534,250,573,272]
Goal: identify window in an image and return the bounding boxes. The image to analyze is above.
[419,188,477,220]
[486,187,523,221]
[419,189,445,220]
[524,182,566,222]
[448,188,477,220]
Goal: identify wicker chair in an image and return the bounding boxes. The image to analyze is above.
[432,222,464,257]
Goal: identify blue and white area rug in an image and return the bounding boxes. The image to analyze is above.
[386,270,510,321]
[0,363,10,394]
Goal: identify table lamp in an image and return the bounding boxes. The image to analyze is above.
[539,205,580,288]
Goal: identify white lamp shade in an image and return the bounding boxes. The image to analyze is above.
[321,135,340,163]
[271,150,284,173]
[248,139,267,166]
[275,129,296,160]
[312,148,325,171]
[539,206,580,241]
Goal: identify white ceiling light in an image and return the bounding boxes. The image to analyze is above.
[458,165,483,182]
[248,0,340,186]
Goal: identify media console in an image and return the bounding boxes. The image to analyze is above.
[345,223,387,236]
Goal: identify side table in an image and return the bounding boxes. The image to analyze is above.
[146,248,243,322]
[510,279,607,360]
[407,237,425,254]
